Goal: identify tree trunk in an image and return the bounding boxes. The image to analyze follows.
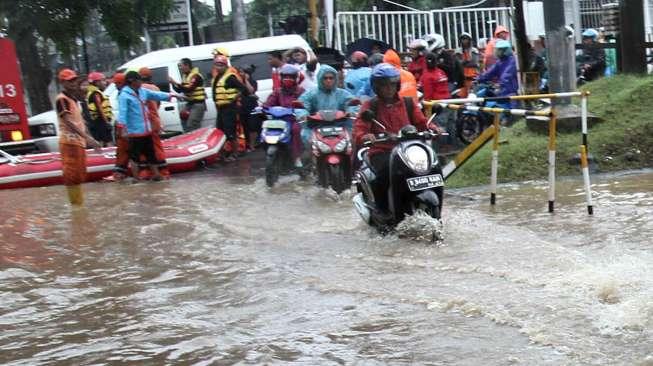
[214,0,224,27]
[10,26,53,115]
[231,0,248,40]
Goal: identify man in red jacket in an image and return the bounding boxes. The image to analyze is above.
[353,63,441,210]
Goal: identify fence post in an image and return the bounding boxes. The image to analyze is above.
[548,109,557,213]
[490,113,500,205]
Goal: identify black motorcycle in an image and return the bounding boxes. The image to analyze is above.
[353,123,444,234]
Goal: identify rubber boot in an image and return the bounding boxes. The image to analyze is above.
[66,185,84,205]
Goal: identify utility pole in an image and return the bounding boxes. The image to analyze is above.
[512,0,529,93]
[543,0,576,105]
[620,0,646,73]
[231,0,247,40]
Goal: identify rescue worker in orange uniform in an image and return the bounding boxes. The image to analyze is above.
[86,72,114,146]
[382,49,418,100]
[55,69,101,205]
[139,67,170,179]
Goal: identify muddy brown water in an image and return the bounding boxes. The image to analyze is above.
[1,161,651,365]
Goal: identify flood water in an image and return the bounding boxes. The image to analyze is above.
[1,160,652,365]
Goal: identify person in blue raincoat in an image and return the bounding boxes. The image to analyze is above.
[344,51,373,99]
[477,40,518,100]
[297,64,358,147]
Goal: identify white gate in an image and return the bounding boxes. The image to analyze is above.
[334,7,513,53]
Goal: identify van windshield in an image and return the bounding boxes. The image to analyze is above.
[195,52,277,84]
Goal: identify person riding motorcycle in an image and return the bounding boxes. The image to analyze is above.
[407,39,428,81]
[423,33,465,93]
[576,28,606,84]
[477,40,517,101]
[263,64,306,167]
[353,63,440,211]
[454,32,480,97]
[344,51,373,98]
[297,64,358,147]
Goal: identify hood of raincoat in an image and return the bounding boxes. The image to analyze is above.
[317,64,339,92]
[382,49,402,69]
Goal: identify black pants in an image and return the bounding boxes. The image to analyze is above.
[370,152,391,211]
[216,105,238,141]
[128,136,160,165]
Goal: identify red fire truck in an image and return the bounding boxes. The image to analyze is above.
[0,37,32,153]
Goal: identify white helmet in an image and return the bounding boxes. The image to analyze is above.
[409,38,428,51]
[423,33,445,52]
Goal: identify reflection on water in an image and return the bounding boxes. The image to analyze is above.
[1,167,652,365]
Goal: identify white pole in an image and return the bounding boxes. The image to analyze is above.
[490,113,500,205]
[186,0,194,46]
[143,26,151,53]
[548,112,557,213]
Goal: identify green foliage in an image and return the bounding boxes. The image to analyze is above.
[446,74,653,188]
[97,0,175,50]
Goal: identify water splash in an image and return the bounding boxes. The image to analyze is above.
[394,211,444,243]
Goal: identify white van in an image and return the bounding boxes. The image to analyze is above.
[117,34,314,133]
[28,34,314,152]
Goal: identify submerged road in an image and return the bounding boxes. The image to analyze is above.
[1,160,651,365]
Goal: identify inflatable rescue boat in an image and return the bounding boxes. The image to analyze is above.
[0,127,225,189]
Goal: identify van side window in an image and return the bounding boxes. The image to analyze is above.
[150,67,170,92]
[194,59,214,86]
[231,52,275,81]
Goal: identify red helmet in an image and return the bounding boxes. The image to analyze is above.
[213,55,229,66]
[88,72,105,82]
[112,72,125,86]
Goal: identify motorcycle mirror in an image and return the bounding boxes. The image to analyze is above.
[348,98,361,106]
[361,110,375,122]
[291,100,305,109]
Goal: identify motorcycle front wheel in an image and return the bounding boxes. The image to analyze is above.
[328,164,348,194]
[457,114,483,145]
[265,152,279,187]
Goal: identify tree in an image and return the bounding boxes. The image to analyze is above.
[231,0,248,40]
[0,0,175,115]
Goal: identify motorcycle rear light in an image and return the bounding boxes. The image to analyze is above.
[333,139,348,153]
[11,130,23,141]
[313,140,331,154]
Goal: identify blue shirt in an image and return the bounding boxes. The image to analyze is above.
[118,85,171,136]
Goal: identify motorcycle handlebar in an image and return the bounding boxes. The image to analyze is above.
[362,130,442,147]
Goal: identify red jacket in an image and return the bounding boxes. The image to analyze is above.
[420,67,451,101]
[353,97,428,155]
[408,55,427,82]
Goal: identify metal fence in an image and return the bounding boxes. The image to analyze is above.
[334,7,512,53]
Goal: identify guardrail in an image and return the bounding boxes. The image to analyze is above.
[424,91,594,215]
[334,7,512,52]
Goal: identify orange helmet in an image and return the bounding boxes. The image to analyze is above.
[138,67,152,79]
[88,71,105,82]
[112,72,126,86]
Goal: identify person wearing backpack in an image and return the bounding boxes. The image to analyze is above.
[353,63,442,210]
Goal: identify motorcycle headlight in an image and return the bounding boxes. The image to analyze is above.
[333,139,349,153]
[313,140,331,154]
[403,145,430,174]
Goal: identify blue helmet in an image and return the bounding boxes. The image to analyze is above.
[582,28,599,41]
[370,63,401,94]
[279,64,300,77]
[494,40,513,58]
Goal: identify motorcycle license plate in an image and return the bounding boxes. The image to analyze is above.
[406,174,444,191]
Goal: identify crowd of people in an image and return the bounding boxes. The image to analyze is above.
[54,26,611,206]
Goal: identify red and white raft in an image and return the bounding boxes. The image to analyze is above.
[0,127,225,189]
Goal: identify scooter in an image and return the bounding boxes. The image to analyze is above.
[306,110,354,193]
[353,114,444,234]
[455,82,511,144]
[255,106,301,187]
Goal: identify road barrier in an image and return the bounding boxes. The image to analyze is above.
[424,91,594,215]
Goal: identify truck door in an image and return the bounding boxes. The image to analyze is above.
[149,66,184,134]
[0,38,30,143]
